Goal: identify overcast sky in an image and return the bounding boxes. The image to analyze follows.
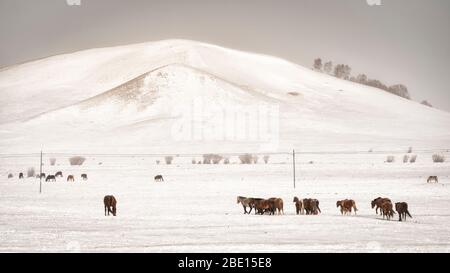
[0,0,449,111]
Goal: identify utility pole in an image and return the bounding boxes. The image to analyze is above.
[39,150,43,194]
[293,149,296,189]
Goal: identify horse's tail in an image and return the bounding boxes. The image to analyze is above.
[406,210,412,218]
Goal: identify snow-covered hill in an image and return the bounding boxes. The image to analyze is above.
[0,39,449,153]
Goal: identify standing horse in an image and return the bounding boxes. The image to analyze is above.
[237,196,254,214]
[395,202,412,222]
[293,197,304,215]
[154,175,164,182]
[103,195,117,216]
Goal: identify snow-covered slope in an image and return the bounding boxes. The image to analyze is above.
[0,39,449,153]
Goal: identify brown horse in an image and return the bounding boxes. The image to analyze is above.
[293,197,303,215]
[371,197,391,215]
[253,199,272,215]
[380,201,395,220]
[67,175,75,182]
[55,171,63,178]
[336,199,358,215]
[303,198,321,215]
[268,198,284,215]
[427,176,438,183]
[103,195,117,216]
[19,173,24,179]
[395,202,412,222]
[154,175,164,182]
[81,174,88,180]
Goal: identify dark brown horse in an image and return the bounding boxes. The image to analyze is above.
[55,171,63,178]
[46,175,56,182]
[81,174,88,180]
[19,173,24,179]
[395,202,412,222]
[154,175,164,182]
[103,195,117,216]
[67,175,75,182]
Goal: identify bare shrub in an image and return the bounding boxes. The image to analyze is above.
[212,155,223,164]
[165,156,174,165]
[192,159,197,164]
[27,167,36,178]
[202,154,212,164]
[407,147,413,153]
[202,154,223,164]
[409,154,417,163]
[49,158,56,166]
[252,155,259,164]
[432,154,445,163]
[156,160,160,165]
[197,161,202,164]
[386,156,395,163]
[403,155,409,163]
[69,156,86,166]
[224,158,230,164]
[263,155,270,164]
[239,154,253,164]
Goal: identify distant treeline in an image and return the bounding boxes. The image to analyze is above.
[313,58,412,100]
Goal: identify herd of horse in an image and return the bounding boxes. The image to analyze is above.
[9,171,88,182]
[6,172,432,222]
[237,196,413,222]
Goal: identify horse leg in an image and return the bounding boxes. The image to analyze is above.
[243,205,247,214]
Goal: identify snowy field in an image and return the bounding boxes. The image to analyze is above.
[1,152,449,253]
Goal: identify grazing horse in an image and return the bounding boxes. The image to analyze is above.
[395,202,412,222]
[427,176,438,183]
[103,195,117,216]
[303,198,321,215]
[55,171,63,178]
[40,173,46,179]
[336,199,358,215]
[293,197,304,215]
[380,201,395,220]
[253,199,272,215]
[8,173,13,179]
[371,197,391,215]
[46,175,56,182]
[154,175,164,182]
[67,175,75,182]
[237,196,254,214]
[19,173,24,179]
[81,174,88,180]
[268,198,284,215]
